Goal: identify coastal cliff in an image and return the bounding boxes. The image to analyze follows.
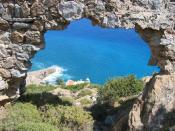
[0,0,175,130]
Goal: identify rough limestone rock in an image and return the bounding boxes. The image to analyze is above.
[0,0,174,130]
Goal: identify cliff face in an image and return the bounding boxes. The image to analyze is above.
[0,0,174,130]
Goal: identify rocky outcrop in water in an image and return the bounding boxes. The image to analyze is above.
[26,67,57,86]
[0,0,175,130]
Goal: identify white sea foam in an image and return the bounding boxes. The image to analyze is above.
[42,65,72,84]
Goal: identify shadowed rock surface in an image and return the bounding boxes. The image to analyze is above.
[0,0,175,130]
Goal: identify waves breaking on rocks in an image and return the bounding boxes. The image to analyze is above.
[42,65,72,84]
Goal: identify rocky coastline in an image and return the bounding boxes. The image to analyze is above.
[26,67,59,86]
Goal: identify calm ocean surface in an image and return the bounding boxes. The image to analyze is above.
[31,19,159,84]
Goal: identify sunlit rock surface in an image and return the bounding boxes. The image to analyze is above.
[0,0,175,130]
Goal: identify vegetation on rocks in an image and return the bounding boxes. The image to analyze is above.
[77,89,93,98]
[80,98,92,105]
[97,75,143,106]
[0,103,43,130]
[63,83,89,92]
[0,75,144,130]
[0,84,94,131]
[40,104,93,131]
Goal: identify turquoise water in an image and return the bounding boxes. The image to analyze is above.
[31,19,159,84]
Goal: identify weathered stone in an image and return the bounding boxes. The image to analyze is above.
[0,44,8,58]
[102,13,119,28]
[0,3,5,15]
[11,31,24,43]
[0,68,11,78]
[8,44,23,53]
[0,18,9,31]
[3,57,14,69]
[43,0,59,7]
[14,4,22,18]
[13,22,31,30]
[25,31,41,44]
[45,20,57,30]
[58,1,84,21]
[10,69,25,78]
[0,0,174,130]
[31,0,45,17]
[16,0,25,5]
[0,32,11,45]
[11,18,34,23]
[21,1,30,17]
[15,60,29,71]
[129,75,175,130]
[0,77,8,91]
[16,52,30,61]
[31,20,44,31]
[22,44,40,52]
[2,6,12,20]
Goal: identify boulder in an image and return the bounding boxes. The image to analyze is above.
[0,68,11,78]
[11,31,24,43]
[31,0,45,17]
[25,31,41,44]
[0,18,9,31]
[58,1,84,21]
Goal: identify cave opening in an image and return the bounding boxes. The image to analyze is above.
[29,19,159,85]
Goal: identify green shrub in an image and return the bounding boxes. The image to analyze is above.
[64,83,88,92]
[25,85,57,94]
[20,85,70,107]
[80,98,92,105]
[60,96,75,104]
[40,105,94,131]
[89,84,101,89]
[77,89,92,98]
[20,91,67,107]
[0,103,42,130]
[98,75,143,105]
[16,122,57,131]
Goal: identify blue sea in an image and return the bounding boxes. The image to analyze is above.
[31,19,159,84]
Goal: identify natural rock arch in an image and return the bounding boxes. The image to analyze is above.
[0,0,175,130]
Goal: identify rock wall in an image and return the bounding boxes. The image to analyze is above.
[0,0,174,130]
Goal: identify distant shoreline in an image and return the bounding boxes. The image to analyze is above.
[26,66,63,86]
[26,66,151,86]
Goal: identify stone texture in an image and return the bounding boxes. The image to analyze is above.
[11,31,24,43]
[0,77,8,91]
[0,68,11,78]
[58,1,84,21]
[0,18,9,31]
[129,75,175,130]
[21,1,30,17]
[13,22,31,30]
[25,31,41,44]
[0,0,174,130]
[31,0,45,17]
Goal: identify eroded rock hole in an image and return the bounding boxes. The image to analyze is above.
[28,19,159,85]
